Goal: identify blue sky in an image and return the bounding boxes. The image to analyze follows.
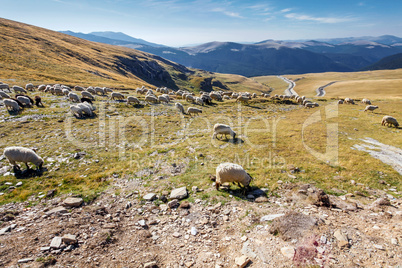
[1,0,401,46]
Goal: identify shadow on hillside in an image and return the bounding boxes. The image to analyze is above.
[14,167,46,179]
[219,185,267,201]
[215,137,245,145]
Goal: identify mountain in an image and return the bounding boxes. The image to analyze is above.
[89,31,165,47]
[362,53,402,70]
[1,18,191,90]
[60,30,402,76]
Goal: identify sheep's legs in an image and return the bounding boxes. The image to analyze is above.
[25,163,31,170]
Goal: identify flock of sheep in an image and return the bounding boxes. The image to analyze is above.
[0,80,400,192]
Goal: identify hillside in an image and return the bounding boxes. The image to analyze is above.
[362,53,402,71]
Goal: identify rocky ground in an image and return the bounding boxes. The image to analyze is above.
[0,173,401,268]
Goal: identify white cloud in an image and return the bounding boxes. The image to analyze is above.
[280,8,292,13]
[285,13,354,23]
[212,8,243,18]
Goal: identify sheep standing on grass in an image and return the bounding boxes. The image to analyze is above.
[145,95,159,104]
[0,91,11,99]
[364,105,378,112]
[3,146,44,171]
[81,91,95,100]
[158,95,169,104]
[16,96,32,107]
[187,107,202,116]
[381,116,399,128]
[212,123,236,140]
[13,86,27,94]
[111,92,125,100]
[68,92,80,102]
[215,162,253,191]
[25,83,35,91]
[344,98,355,104]
[4,99,21,112]
[35,96,44,107]
[361,99,371,105]
[175,102,185,114]
[127,96,140,105]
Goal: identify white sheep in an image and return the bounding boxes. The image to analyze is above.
[338,100,344,104]
[361,98,371,105]
[3,146,44,170]
[0,83,10,92]
[68,92,80,102]
[186,94,195,103]
[70,105,84,118]
[38,84,46,91]
[187,107,202,116]
[86,87,96,94]
[158,95,169,104]
[344,98,355,104]
[215,162,253,191]
[3,99,20,112]
[209,92,222,101]
[13,85,27,94]
[95,87,105,95]
[0,91,11,99]
[104,87,113,93]
[16,96,32,107]
[127,96,140,105]
[78,102,94,117]
[364,105,378,112]
[81,91,95,100]
[236,95,250,104]
[25,83,35,91]
[212,123,236,140]
[111,92,125,100]
[145,95,159,104]
[381,116,399,128]
[195,97,204,106]
[175,102,185,114]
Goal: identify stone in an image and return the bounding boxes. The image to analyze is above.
[281,246,295,259]
[372,197,391,207]
[255,196,269,203]
[338,240,350,249]
[63,197,83,207]
[179,201,191,209]
[143,193,157,201]
[143,261,158,268]
[15,182,22,187]
[18,258,34,263]
[191,227,198,236]
[172,232,181,238]
[62,234,77,245]
[46,206,68,215]
[50,236,63,249]
[311,189,331,207]
[260,214,285,222]
[46,189,56,197]
[251,189,267,197]
[138,220,147,227]
[0,226,12,235]
[373,244,385,250]
[269,212,319,241]
[170,187,188,200]
[234,255,250,268]
[334,230,348,242]
[168,199,179,209]
[247,194,255,199]
[40,247,50,251]
[391,238,398,245]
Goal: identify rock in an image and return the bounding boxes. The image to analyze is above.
[143,261,158,268]
[255,196,269,203]
[311,189,331,207]
[373,244,385,250]
[192,186,199,193]
[247,194,255,199]
[15,182,22,187]
[338,240,350,249]
[143,193,157,201]
[251,189,267,197]
[46,189,56,197]
[40,247,50,251]
[0,226,12,235]
[281,246,295,259]
[63,197,83,207]
[172,232,181,238]
[260,214,285,222]
[191,227,198,236]
[170,187,188,200]
[179,201,191,209]
[372,197,391,207]
[50,236,63,249]
[45,206,68,215]
[138,220,147,228]
[391,238,398,245]
[17,258,34,263]
[168,199,179,209]
[234,255,250,268]
[334,229,348,243]
[62,234,77,245]
[268,211,320,241]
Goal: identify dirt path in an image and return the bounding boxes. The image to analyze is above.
[316,81,337,97]
[278,76,298,96]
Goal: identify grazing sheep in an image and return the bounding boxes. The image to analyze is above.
[0,83,10,92]
[364,105,378,112]
[252,93,257,98]
[304,102,316,108]
[74,85,85,91]
[78,102,95,117]
[381,116,399,128]
[111,92,125,100]
[187,107,202,116]
[145,95,159,104]
[127,96,140,105]
[344,98,355,104]
[175,102,185,114]
[34,96,44,107]
[215,162,253,191]
[80,97,93,104]
[236,95,250,104]
[94,87,105,95]
[81,91,95,100]
[212,123,236,140]
[201,94,212,105]
[0,91,11,99]
[68,92,80,102]
[86,87,96,94]
[209,92,222,102]
[195,97,204,106]
[25,83,35,91]
[186,94,195,103]
[338,100,344,104]
[3,146,44,171]
[54,87,63,96]
[38,84,46,91]
[13,85,27,94]
[17,96,32,107]
[3,99,21,112]
[361,98,371,105]
[223,95,230,100]
[158,95,169,104]
[104,87,113,93]
[62,88,70,96]
[70,105,84,118]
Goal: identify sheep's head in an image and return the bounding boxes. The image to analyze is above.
[245,172,253,186]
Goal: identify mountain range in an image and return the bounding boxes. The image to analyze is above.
[60,31,402,77]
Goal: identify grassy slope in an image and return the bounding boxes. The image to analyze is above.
[255,69,402,99]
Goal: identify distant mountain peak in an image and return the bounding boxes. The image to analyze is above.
[89,31,165,47]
